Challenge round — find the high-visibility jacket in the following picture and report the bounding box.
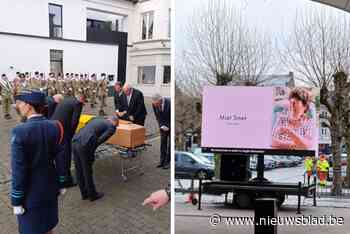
[304,158,313,171]
[317,159,329,172]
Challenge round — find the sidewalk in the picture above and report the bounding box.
[175,201,350,234]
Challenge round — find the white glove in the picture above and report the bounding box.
[13,206,25,215]
[160,126,169,131]
[60,188,67,196]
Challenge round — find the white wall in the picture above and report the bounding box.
[0,34,118,76]
[129,54,170,97]
[0,0,50,36]
[0,0,133,41]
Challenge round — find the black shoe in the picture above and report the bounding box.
[4,114,11,119]
[82,195,88,200]
[162,164,170,169]
[90,104,94,108]
[89,192,104,202]
[156,164,163,168]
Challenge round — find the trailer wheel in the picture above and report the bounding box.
[191,198,198,206]
[234,192,253,209]
[196,170,208,180]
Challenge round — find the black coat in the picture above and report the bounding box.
[51,97,83,139]
[72,118,116,160]
[153,97,171,129]
[125,88,147,125]
[114,90,128,112]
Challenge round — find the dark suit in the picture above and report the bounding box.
[153,97,171,166]
[125,88,147,126]
[10,116,66,234]
[45,96,57,119]
[72,118,116,198]
[51,96,83,185]
[114,90,127,112]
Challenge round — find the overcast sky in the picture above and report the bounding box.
[174,0,347,74]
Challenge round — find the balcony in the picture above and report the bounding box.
[86,27,127,46]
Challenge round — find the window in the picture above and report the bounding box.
[138,66,156,84]
[50,50,63,75]
[182,155,195,164]
[321,128,328,136]
[49,4,62,38]
[141,11,154,40]
[87,19,113,31]
[163,66,171,84]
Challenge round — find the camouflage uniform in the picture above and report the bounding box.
[97,76,108,115]
[0,74,12,119]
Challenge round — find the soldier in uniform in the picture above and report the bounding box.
[65,73,74,97]
[47,73,55,97]
[83,74,91,102]
[90,74,98,108]
[10,89,67,234]
[0,74,13,119]
[97,73,108,116]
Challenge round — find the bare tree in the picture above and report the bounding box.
[184,0,273,86]
[280,9,350,195]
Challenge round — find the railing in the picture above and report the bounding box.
[86,27,127,45]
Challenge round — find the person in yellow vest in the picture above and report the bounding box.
[317,154,329,187]
[304,156,314,185]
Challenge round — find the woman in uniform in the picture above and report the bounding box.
[10,89,67,234]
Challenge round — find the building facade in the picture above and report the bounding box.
[0,0,170,97]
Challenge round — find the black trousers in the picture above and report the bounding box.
[160,130,170,166]
[57,136,73,186]
[72,141,97,198]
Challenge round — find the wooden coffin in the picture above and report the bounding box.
[107,123,146,148]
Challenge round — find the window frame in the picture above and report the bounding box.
[137,66,156,85]
[49,3,63,38]
[163,65,171,84]
[50,49,63,75]
[141,11,154,40]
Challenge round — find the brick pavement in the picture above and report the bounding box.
[0,97,169,233]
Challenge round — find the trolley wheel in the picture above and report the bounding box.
[191,198,198,206]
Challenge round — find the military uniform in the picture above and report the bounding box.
[90,76,98,108]
[0,74,13,119]
[11,90,67,234]
[97,76,108,116]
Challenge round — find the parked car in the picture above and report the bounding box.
[192,147,215,164]
[175,151,214,179]
[249,156,276,170]
[272,156,295,167]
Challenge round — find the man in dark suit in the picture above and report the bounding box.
[51,95,84,187]
[72,116,118,201]
[114,81,127,114]
[152,94,171,169]
[44,94,64,119]
[122,84,147,126]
